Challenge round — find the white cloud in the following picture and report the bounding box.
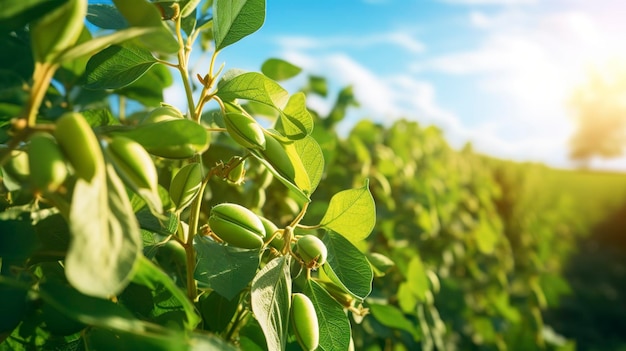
[441,0,537,4]
[275,31,425,54]
[281,51,399,117]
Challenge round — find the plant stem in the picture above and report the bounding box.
[0,62,58,166]
[174,8,196,119]
[118,95,126,123]
[27,62,58,127]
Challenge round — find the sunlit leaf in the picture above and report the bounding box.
[250,256,291,351]
[403,254,429,304]
[319,179,376,242]
[276,92,313,140]
[290,135,324,193]
[213,0,265,51]
[65,164,141,298]
[474,211,499,254]
[217,71,289,109]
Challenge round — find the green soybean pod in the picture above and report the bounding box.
[295,235,328,269]
[119,119,209,159]
[169,163,203,213]
[259,133,295,181]
[290,293,319,351]
[28,133,68,193]
[142,105,184,124]
[223,112,266,150]
[209,203,265,249]
[105,136,158,192]
[30,0,87,63]
[54,112,103,182]
[3,151,30,183]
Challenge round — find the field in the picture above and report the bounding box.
[2,1,626,350]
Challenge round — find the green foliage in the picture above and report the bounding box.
[0,1,377,349]
[1,1,624,350]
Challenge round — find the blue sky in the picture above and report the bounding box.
[166,0,626,170]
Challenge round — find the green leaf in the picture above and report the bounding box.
[181,0,202,18]
[58,27,162,63]
[292,135,324,193]
[217,71,289,109]
[198,292,241,333]
[399,254,429,307]
[397,282,417,313]
[283,140,311,195]
[132,255,201,330]
[39,281,140,331]
[112,0,178,54]
[85,328,187,351]
[56,27,92,88]
[261,58,301,81]
[367,252,395,277]
[306,75,328,97]
[29,0,86,63]
[118,63,173,107]
[251,256,291,351]
[194,236,261,300]
[65,164,142,298]
[319,179,376,242]
[277,92,313,140]
[213,0,265,51]
[84,45,157,90]
[304,279,351,351]
[369,303,420,341]
[82,108,120,127]
[321,231,373,301]
[474,211,499,254]
[86,4,129,30]
[86,327,237,351]
[0,0,65,34]
[0,218,38,264]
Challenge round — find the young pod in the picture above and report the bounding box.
[258,133,295,181]
[104,136,158,192]
[223,112,266,150]
[225,156,246,185]
[28,133,68,193]
[295,235,327,269]
[208,203,265,249]
[117,119,209,159]
[3,151,30,183]
[54,112,103,182]
[142,105,184,124]
[169,163,203,212]
[30,0,86,63]
[290,293,319,351]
